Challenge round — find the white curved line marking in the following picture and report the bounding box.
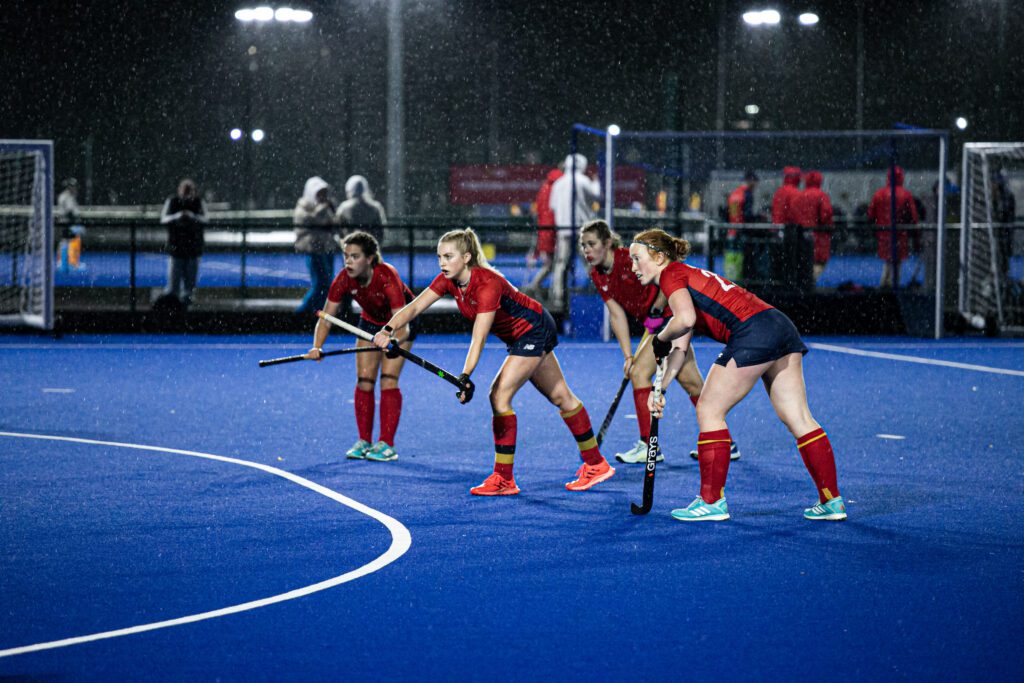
[0,431,412,659]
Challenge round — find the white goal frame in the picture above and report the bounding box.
[0,139,54,330]
[959,142,1024,333]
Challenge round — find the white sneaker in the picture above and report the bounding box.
[689,442,742,461]
[615,439,663,464]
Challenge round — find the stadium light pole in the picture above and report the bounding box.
[386,0,405,219]
[233,6,313,210]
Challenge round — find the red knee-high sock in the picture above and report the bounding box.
[378,388,402,446]
[689,395,700,408]
[354,387,374,442]
[697,429,732,503]
[560,403,604,465]
[797,427,840,503]
[493,411,517,479]
[632,387,652,441]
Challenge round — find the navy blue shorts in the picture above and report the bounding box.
[714,308,808,368]
[507,309,559,357]
[358,316,419,343]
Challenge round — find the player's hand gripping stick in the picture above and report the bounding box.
[316,310,471,397]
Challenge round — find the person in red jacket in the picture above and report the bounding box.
[868,166,919,288]
[792,170,834,284]
[727,170,760,225]
[629,228,846,523]
[524,166,564,297]
[771,166,802,226]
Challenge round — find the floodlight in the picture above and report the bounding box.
[607,124,621,136]
[745,104,760,115]
[230,128,243,140]
[956,117,968,130]
[252,6,274,21]
[798,12,819,26]
[251,129,265,142]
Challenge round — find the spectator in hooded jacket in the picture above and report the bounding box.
[771,166,802,226]
[294,176,339,314]
[868,166,918,288]
[523,164,563,297]
[160,178,208,306]
[336,175,387,242]
[548,153,601,308]
[792,170,834,284]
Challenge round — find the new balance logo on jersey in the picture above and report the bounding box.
[524,344,535,350]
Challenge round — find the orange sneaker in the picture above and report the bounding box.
[470,472,521,496]
[565,459,615,491]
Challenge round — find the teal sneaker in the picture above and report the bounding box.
[689,442,741,461]
[803,496,847,521]
[671,496,730,522]
[346,439,372,460]
[365,440,398,462]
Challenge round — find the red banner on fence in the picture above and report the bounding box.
[449,164,646,207]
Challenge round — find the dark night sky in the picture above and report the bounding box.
[2,0,1021,211]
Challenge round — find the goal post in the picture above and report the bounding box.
[0,140,54,331]
[959,142,1024,334]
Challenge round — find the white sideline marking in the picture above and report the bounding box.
[0,431,412,659]
[809,343,1024,377]
[876,434,906,440]
[42,388,75,394]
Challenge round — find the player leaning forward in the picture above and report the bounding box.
[630,228,846,522]
[372,227,616,495]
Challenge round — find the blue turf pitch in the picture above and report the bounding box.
[1,334,1022,678]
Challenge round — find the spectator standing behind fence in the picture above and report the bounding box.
[336,175,386,242]
[523,164,563,298]
[548,153,600,309]
[56,178,84,271]
[294,176,339,314]
[160,178,207,307]
[792,170,834,284]
[771,166,802,226]
[868,166,918,288]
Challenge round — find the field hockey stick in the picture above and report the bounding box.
[316,310,467,392]
[258,346,380,368]
[595,332,652,447]
[630,356,667,516]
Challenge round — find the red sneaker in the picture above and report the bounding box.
[470,472,521,496]
[565,459,615,491]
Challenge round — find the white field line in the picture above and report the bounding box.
[808,343,1024,377]
[0,431,412,659]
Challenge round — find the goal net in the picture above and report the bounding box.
[569,125,950,336]
[0,140,53,330]
[959,142,1024,334]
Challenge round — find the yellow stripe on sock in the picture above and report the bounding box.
[797,432,827,449]
[696,438,731,445]
[576,436,597,453]
[494,409,516,417]
[559,403,583,419]
[821,487,834,501]
[495,452,515,465]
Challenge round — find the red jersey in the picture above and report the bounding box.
[589,247,665,322]
[327,261,413,325]
[428,268,545,345]
[658,261,772,344]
